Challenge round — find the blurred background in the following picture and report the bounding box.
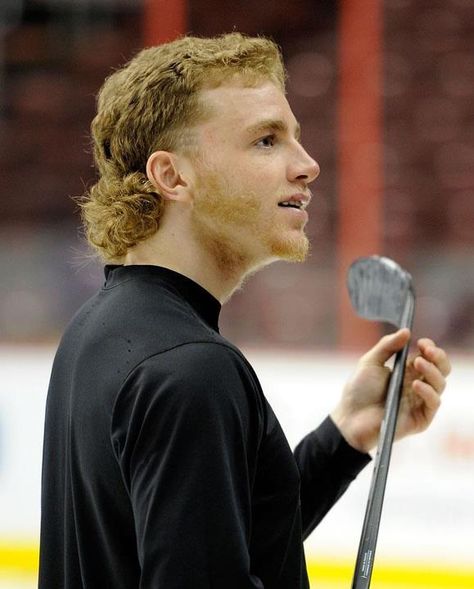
[1,0,473,349]
[0,0,473,587]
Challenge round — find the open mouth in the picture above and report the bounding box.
[278,201,304,210]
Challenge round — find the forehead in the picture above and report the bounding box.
[197,81,298,135]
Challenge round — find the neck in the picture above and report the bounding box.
[123,226,258,304]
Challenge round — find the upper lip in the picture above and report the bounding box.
[278,192,312,210]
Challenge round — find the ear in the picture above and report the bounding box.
[146,151,192,203]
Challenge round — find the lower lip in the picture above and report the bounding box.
[279,206,308,223]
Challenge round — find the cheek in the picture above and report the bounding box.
[234,160,284,199]
[193,168,259,226]
[196,150,285,214]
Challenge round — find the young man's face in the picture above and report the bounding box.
[188,79,320,272]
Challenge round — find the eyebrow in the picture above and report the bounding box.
[245,118,301,141]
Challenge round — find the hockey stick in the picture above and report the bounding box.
[347,256,415,589]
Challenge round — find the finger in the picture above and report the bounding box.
[417,337,435,349]
[360,328,411,366]
[413,356,446,395]
[417,340,452,377]
[412,378,442,414]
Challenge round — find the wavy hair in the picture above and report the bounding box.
[79,33,286,261]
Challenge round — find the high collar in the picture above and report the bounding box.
[104,265,222,332]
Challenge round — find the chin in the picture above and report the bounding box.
[269,233,310,263]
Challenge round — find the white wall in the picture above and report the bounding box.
[251,350,474,567]
[0,346,473,567]
[0,346,52,540]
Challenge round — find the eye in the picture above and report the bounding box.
[255,134,276,148]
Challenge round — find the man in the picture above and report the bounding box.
[39,33,450,588]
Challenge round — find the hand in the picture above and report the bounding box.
[330,329,451,453]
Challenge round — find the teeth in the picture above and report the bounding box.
[279,201,302,209]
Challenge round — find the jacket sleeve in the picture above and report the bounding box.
[111,342,265,589]
[294,416,371,539]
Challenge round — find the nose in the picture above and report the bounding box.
[288,144,320,185]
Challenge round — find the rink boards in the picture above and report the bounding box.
[0,346,473,587]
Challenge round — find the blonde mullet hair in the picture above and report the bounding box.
[79,32,286,261]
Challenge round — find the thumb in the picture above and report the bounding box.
[360,328,411,366]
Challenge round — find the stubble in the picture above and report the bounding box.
[191,169,310,277]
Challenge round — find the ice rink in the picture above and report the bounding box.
[1,0,473,587]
